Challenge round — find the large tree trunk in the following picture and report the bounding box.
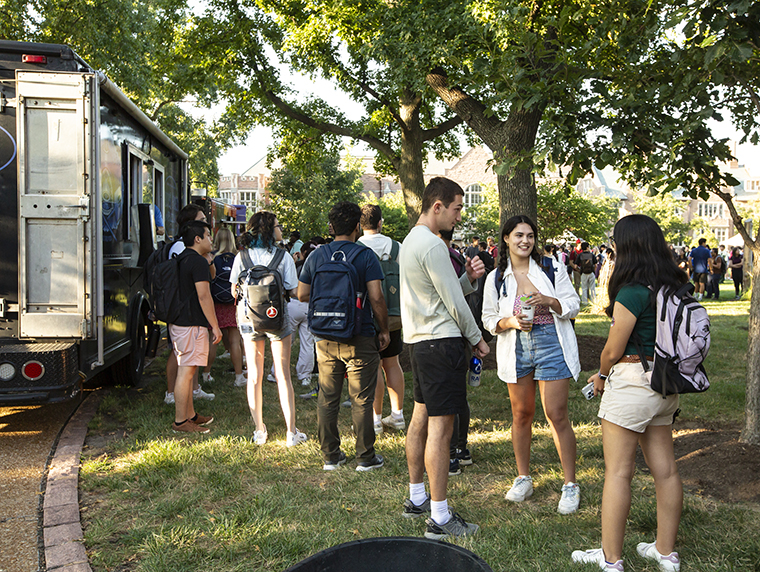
[426,68,544,227]
[397,91,426,228]
[741,242,760,444]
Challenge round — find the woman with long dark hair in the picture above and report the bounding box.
[729,246,743,300]
[572,214,686,572]
[229,211,307,447]
[482,215,581,514]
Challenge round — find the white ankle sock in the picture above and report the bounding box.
[392,410,403,420]
[409,482,427,506]
[430,499,450,525]
[373,413,382,423]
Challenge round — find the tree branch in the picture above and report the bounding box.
[737,75,760,116]
[714,188,758,247]
[422,114,463,142]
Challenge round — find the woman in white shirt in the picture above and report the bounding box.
[230,211,306,448]
[482,215,581,514]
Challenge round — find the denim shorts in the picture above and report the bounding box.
[515,322,572,381]
[237,303,292,341]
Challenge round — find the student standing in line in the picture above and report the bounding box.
[481,215,582,514]
[572,214,685,572]
[230,211,307,447]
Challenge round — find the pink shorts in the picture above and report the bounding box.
[168,325,209,367]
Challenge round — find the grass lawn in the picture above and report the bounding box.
[80,298,759,572]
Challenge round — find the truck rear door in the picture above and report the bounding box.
[16,72,93,339]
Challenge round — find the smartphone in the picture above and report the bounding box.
[581,381,595,400]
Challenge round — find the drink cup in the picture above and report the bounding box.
[519,295,534,329]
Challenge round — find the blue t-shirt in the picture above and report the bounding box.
[299,241,384,337]
[153,204,164,228]
[690,245,710,274]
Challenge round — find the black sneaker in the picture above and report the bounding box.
[402,496,431,519]
[449,457,462,476]
[457,448,473,466]
[424,510,479,540]
[356,454,384,472]
[323,451,347,471]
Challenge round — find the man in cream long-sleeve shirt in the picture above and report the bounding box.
[399,177,490,540]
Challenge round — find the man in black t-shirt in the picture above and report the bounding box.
[169,221,223,434]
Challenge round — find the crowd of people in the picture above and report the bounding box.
[153,177,739,571]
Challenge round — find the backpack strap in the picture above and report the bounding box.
[240,248,254,273]
[390,240,400,261]
[267,247,286,271]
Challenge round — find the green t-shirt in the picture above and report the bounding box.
[615,284,656,356]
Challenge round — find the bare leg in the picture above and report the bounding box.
[508,374,537,476]
[382,355,404,412]
[426,414,455,502]
[271,336,297,433]
[406,401,428,484]
[244,337,267,433]
[538,378,576,483]
[639,424,682,556]
[166,350,178,394]
[225,327,244,375]
[600,419,640,563]
[174,365,197,423]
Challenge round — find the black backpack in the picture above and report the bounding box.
[308,243,367,341]
[578,251,595,274]
[238,248,287,332]
[211,252,236,305]
[143,239,188,323]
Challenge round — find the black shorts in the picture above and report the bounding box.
[693,272,708,284]
[380,328,403,358]
[410,337,468,416]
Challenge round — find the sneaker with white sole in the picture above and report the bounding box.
[201,372,214,383]
[505,475,533,502]
[323,451,347,471]
[402,496,431,518]
[381,414,405,431]
[456,448,473,466]
[299,387,318,399]
[193,386,215,401]
[558,482,580,514]
[299,376,312,386]
[341,399,351,408]
[253,429,268,445]
[286,429,308,447]
[636,542,680,572]
[449,457,462,476]
[235,373,247,387]
[374,421,383,435]
[267,373,277,383]
[424,510,479,540]
[164,391,175,405]
[571,548,624,571]
[356,454,384,472]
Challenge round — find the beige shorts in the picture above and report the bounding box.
[168,325,209,367]
[598,361,679,433]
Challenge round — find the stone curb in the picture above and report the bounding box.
[42,393,102,572]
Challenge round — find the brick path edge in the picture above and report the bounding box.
[41,392,103,572]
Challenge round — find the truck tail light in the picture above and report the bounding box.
[22,361,44,381]
[22,55,47,64]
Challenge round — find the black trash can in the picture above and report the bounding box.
[284,536,493,572]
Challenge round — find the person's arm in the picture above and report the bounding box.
[587,302,637,396]
[297,281,311,302]
[366,279,390,350]
[196,281,222,344]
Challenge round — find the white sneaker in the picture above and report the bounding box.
[164,391,174,405]
[267,373,277,383]
[636,542,680,572]
[299,376,312,386]
[571,548,624,571]
[253,429,268,445]
[202,372,214,383]
[381,414,405,431]
[235,373,247,387]
[558,482,580,514]
[219,351,231,359]
[505,475,533,502]
[286,429,308,447]
[374,420,383,435]
[193,386,215,401]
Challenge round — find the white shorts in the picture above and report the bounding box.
[598,362,679,433]
[168,325,209,367]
